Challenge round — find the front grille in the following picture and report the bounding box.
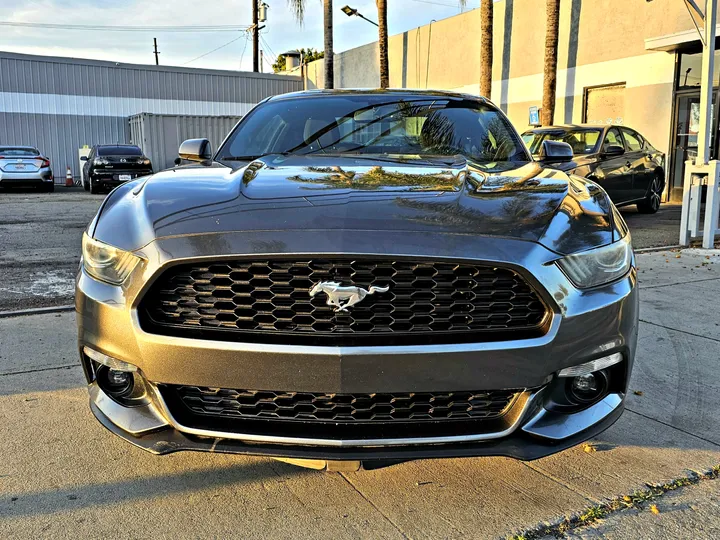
[174,386,517,423]
[139,258,548,345]
[160,385,524,440]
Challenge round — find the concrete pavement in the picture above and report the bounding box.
[1,250,719,539]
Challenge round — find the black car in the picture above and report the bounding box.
[77,90,638,470]
[522,125,665,213]
[81,145,153,194]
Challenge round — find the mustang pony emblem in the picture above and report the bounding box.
[309,281,389,312]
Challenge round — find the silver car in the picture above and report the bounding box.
[0,146,54,192]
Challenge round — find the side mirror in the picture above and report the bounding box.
[174,157,182,166]
[178,138,212,163]
[537,140,574,164]
[80,156,88,161]
[603,145,625,157]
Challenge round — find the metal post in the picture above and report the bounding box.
[252,1,259,72]
[696,0,716,165]
[701,0,720,247]
[680,0,720,247]
[260,49,264,73]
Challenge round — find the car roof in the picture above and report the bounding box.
[523,124,642,134]
[0,145,39,150]
[95,144,140,148]
[267,88,489,104]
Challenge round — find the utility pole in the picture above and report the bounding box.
[153,38,160,65]
[252,1,259,72]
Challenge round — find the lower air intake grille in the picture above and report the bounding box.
[172,386,518,423]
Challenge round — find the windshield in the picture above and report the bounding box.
[522,129,602,156]
[219,95,530,165]
[98,146,143,156]
[0,147,39,157]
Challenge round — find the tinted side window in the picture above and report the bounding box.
[603,128,622,150]
[621,129,642,151]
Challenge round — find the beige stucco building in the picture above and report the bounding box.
[301,0,720,201]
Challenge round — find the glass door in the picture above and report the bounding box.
[671,94,700,198]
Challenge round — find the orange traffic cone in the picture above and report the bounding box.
[65,167,73,187]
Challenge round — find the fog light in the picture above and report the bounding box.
[108,369,131,387]
[568,370,608,404]
[97,366,134,397]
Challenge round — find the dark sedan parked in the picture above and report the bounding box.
[81,145,153,194]
[522,125,665,213]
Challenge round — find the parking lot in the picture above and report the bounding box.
[1,188,718,538]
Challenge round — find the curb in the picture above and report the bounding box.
[635,245,682,253]
[0,305,75,319]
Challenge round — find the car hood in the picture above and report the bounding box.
[93,154,615,256]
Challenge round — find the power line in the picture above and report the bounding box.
[182,33,246,66]
[259,35,277,62]
[0,21,249,32]
[239,33,251,70]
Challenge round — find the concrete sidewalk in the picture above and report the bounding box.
[0,249,718,539]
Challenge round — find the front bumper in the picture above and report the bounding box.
[89,382,625,462]
[76,231,638,461]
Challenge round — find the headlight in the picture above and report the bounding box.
[141,158,151,166]
[94,158,109,165]
[82,233,141,284]
[556,235,633,289]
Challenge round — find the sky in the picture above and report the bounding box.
[0,0,477,72]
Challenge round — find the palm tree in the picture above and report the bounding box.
[479,0,492,99]
[542,0,560,126]
[287,0,334,89]
[376,0,389,88]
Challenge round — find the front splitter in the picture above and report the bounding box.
[89,398,624,464]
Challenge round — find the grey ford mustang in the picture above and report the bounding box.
[76,90,638,470]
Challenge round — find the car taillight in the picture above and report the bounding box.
[40,158,50,168]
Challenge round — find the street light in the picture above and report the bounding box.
[341,5,379,27]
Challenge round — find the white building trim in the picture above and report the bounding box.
[0,92,255,117]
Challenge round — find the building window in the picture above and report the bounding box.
[677,50,720,89]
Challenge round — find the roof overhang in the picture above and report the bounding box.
[645,25,720,52]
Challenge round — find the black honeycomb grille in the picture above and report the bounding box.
[139,258,548,345]
[172,386,518,423]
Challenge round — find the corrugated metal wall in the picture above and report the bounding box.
[0,112,128,179]
[0,51,302,180]
[129,114,242,171]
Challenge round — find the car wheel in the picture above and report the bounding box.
[637,173,663,214]
[89,176,100,194]
[45,183,55,193]
[83,175,89,191]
